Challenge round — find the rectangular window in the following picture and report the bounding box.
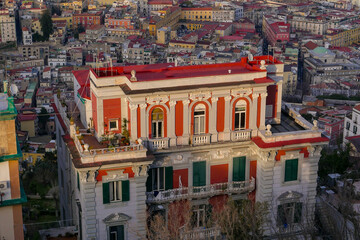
[233,157,246,181]
[146,167,173,192]
[194,110,205,134]
[284,159,298,182]
[277,202,302,226]
[354,126,357,134]
[109,225,125,240]
[193,161,206,187]
[234,106,246,130]
[191,204,212,228]
[103,180,130,204]
[109,120,118,130]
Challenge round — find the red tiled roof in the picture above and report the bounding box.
[304,41,318,50]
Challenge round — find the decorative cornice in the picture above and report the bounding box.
[189,91,211,101]
[146,95,169,105]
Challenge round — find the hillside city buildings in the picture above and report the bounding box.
[3,0,360,238]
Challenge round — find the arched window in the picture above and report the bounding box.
[194,104,206,135]
[234,101,246,130]
[151,108,163,138]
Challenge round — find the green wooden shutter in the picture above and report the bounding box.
[294,202,302,223]
[285,159,298,182]
[193,161,206,187]
[118,225,125,240]
[102,182,110,204]
[233,157,246,181]
[77,172,80,191]
[121,180,130,202]
[146,169,152,192]
[165,166,173,190]
[292,159,298,181]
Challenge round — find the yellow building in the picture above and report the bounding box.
[325,26,360,47]
[22,152,45,166]
[148,6,181,36]
[31,18,42,35]
[169,40,196,49]
[52,15,73,29]
[0,93,26,240]
[181,8,213,22]
[180,21,204,31]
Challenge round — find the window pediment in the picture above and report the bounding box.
[103,213,131,224]
[278,191,303,203]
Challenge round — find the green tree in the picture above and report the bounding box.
[38,107,50,128]
[40,9,53,40]
[32,32,45,42]
[318,144,351,178]
[33,152,57,187]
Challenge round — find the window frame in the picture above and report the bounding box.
[109,180,122,202]
[284,159,298,182]
[109,119,118,131]
[151,108,164,139]
[277,202,302,227]
[193,104,206,135]
[234,102,246,130]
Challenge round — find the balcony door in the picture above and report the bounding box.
[193,104,205,135]
[151,108,164,138]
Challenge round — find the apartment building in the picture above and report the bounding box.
[288,15,327,35]
[73,11,103,29]
[344,104,360,143]
[325,23,360,47]
[262,15,290,46]
[18,43,50,59]
[0,12,16,43]
[0,91,26,240]
[181,8,213,22]
[55,56,327,239]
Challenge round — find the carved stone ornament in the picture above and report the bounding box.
[146,95,169,105]
[212,149,230,160]
[103,213,131,224]
[307,146,315,157]
[102,169,128,182]
[189,91,211,101]
[231,88,252,97]
[129,103,138,110]
[130,70,137,81]
[132,165,140,177]
[173,154,188,164]
[314,146,322,157]
[80,171,96,183]
[139,165,148,176]
[267,150,277,162]
[265,124,272,136]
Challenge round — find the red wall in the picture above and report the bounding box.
[91,92,98,132]
[175,101,183,136]
[103,98,121,133]
[217,97,225,132]
[266,85,277,118]
[210,164,228,184]
[173,169,188,188]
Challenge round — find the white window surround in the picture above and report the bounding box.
[109,119,119,131]
[193,104,206,135]
[102,170,128,183]
[104,213,131,240]
[279,150,304,186]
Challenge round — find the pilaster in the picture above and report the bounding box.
[250,93,259,134]
[168,100,176,146]
[223,95,232,141]
[276,80,283,123]
[129,103,138,141]
[182,99,190,145]
[139,103,147,138]
[259,93,267,130]
[80,171,97,239]
[209,97,218,142]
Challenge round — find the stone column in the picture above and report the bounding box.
[139,103,147,139]
[223,95,232,141]
[168,100,177,146]
[259,93,267,130]
[276,80,283,123]
[182,99,190,145]
[209,97,218,142]
[250,93,259,133]
[80,171,97,239]
[129,103,138,141]
[133,165,148,240]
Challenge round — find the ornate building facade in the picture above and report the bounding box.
[55,55,328,239]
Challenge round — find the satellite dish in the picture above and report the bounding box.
[10,84,18,95]
[248,53,254,61]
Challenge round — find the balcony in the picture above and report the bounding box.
[231,130,251,141]
[192,133,211,145]
[146,177,255,204]
[180,227,221,240]
[147,138,169,150]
